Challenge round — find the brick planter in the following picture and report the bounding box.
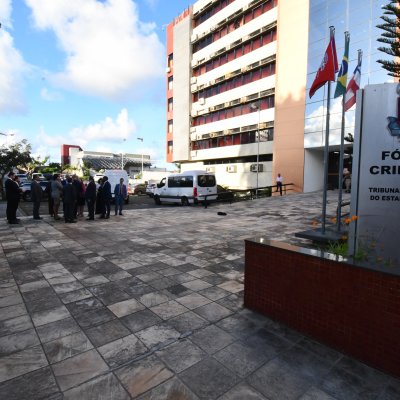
[244,238,400,378]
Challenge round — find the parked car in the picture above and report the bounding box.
[217,185,234,201]
[15,174,29,185]
[146,183,157,198]
[31,172,46,181]
[20,181,49,201]
[131,183,146,195]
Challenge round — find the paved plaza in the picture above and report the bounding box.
[0,192,399,399]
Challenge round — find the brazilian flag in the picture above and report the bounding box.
[334,33,350,98]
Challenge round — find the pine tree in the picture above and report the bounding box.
[377,0,400,77]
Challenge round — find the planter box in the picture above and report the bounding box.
[244,238,400,378]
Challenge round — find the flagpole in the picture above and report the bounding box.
[321,26,336,235]
[337,31,350,232]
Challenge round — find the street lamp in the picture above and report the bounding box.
[250,102,261,198]
[137,138,143,178]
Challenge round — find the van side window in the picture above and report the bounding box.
[168,176,194,188]
[198,175,216,187]
[168,177,180,188]
[180,176,193,187]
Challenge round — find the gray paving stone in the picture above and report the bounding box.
[193,302,232,323]
[0,314,33,337]
[218,383,266,400]
[36,317,81,343]
[139,291,171,307]
[214,340,268,378]
[31,305,70,327]
[74,307,116,329]
[298,386,337,400]
[108,297,145,317]
[198,286,230,301]
[0,303,27,322]
[0,293,23,308]
[247,358,311,400]
[136,376,199,400]
[216,314,259,340]
[0,345,48,383]
[379,378,400,400]
[136,324,181,349]
[98,333,147,367]
[115,354,174,398]
[179,357,239,400]
[157,338,206,373]
[150,300,188,320]
[85,319,131,347]
[43,331,93,363]
[59,288,93,304]
[182,279,212,291]
[175,292,212,310]
[0,328,40,356]
[0,366,60,400]
[88,283,131,305]
[166,311,209,335]
[63,373,130,400]
[51,349,109,391]
[190,325,235,355]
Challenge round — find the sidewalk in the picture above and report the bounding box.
[0,191,398,399]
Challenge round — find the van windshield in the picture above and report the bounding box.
[198,175,216,187]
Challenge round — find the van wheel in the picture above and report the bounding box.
[181,196,189,206]
[154,195,161,205]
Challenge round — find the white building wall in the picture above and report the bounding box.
[172,17,192,162]
[303,149,324,192]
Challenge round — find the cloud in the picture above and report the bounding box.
[34,108,137,158]
[25,0,165,101]
[0,4,29,114]
[40,88,63,102]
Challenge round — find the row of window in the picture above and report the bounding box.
[193,1,277,53]
[192,95,274,126]
[193,28,277,77]
[193,62,275,102]
[193,0,236,27]
[192,129,273,150]
[203,154,273,164]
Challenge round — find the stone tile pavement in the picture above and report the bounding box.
[0,191,399,399]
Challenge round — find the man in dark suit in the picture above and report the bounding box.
[63,177,77,223]
[101,176,112,219]
[85,176,96,221]
[114,178,127,216]
[31,174,43,220]
[72,174,82,219]
[5,172,20,224]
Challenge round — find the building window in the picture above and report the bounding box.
[193,28,277,77]
[167,140,173,154]
[168,120,173,133]
[168,77,173,90]
[167,54,173,69]
[168,98,173,112]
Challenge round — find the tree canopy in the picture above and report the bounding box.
[0,139,32,178]
[377,1,400,77]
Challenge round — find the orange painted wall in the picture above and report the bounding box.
[273,1,309,192]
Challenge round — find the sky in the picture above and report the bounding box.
[0,0,191,167]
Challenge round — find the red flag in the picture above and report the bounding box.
[309,34,338,98]
[344,52,362,111]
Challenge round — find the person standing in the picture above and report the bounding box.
[72,175,83,218]
[63,177,77,223]
[85,176,96,221]
[31,174,43,220]
[276,173,283,196]
[51,174,63,220]
[46,177,54,217]
[114,178,127,216]
[101,176,112,219]
[95,178,104,215]
[343,168,351,193]
[5,172,20,224]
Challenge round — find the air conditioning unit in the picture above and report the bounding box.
[250,164,263,172]
[191,59,198,67]
[190,77,197,84]
[197,134,203,140]
[241,66,250,73]
[190,127,197,133]
[209,79,215,85]
[206,167,215,173]
[191,34,198,42]
[166,67,171,73]
[191,110,198,117]
[226,165,237,173]
[210,132,217,138]
[198,98,205,105]
[209,106,216,112]
[224,129,233,135]
[241,96,248,103]
[190,132,198,141]
[191,150,197,157]
[191,84,198,92]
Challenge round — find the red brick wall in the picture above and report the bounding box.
[244,240,400,378]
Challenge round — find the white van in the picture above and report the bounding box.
[92,169,130,203]
[153,170,217,206]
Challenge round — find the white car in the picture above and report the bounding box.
[146,183,157,197]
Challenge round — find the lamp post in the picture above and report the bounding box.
[137,138,143,178]
[250,102,261,198]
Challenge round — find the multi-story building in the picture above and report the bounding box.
[166,0,386,191]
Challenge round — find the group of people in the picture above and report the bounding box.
[5,172,128,224]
